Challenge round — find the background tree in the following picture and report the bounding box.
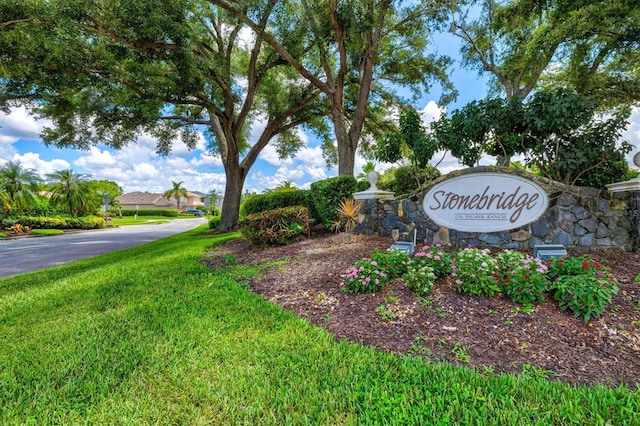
[374,106,441,193]
[450,0,639,100]
[0,1,326,231]
[163,181,189,213]
[212,0,454,175]
[448,0,639,163]
[46,169,92,217]
[431,89,633,187]
[356,161,376,183]
[0,160,41,215]
[205,188,220,213]
[86,179,124,213]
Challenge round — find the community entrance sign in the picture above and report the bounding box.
[423,172,549,232]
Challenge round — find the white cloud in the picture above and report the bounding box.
[420,100,445,125]
[259,144,295,167]
[0,106,51,142]
[622,107,640,168]
[13,152,70,177]
[74,147,119,169]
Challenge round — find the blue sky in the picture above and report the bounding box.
[0,32,638,197]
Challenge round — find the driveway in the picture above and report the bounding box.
[0,218,207,278]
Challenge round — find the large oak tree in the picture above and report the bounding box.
[0,0,326,230]
[211,0,454,175]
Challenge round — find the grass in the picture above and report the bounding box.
[31,229,65,236]
[107,214,207,226]
[106,215,176,226]
[1,226,638,424]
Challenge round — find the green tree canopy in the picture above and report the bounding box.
[432,89,633,187]
[449,0,640,108]
[86,179,124,213]
[0,0,327,231]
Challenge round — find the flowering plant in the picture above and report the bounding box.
[408,244,452,278]
[404,265,436,296]
[451,247,500,297]
[501,254,549,305]
[494,250,525,281]
[371,248,409,279]
[548,256,618,322]
[546,256,603,278]
[343,258,389,293]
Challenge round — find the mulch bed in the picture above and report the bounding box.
[203,231,640,388]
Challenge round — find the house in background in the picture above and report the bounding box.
[116,192,173,211]
[116,191,206,213]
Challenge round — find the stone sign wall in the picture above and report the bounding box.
[355,166,636,252]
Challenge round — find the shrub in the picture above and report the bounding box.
[495,250,526,281]
[548,256,619,322]
[120,209,178,217]
[501,255,549,306]
[77,216,106,229]
[343,258,389,293]
[409,245,452,278]
[309,176,359,228]
[371,249,409,279]
[241,190,310,216]
[403,265,436,297]
[8,223,30,234]
[239,206,309,247]
[208,216,221,230]
[384,164,440,196]
[451,247,500,297]
[332,198,361,233]
[12,215,105,230]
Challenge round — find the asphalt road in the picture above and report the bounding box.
[0,218,207,278]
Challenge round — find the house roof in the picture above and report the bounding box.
[116,191,174,207]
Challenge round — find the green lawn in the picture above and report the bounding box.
[0,226,637,424]
[106,215,175,226]
[107,214,207,226]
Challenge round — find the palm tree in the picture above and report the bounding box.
[163,181,189,213]
[0,160,42,214]
[46,169,92,217]
[356,161,377,182]
[206,189,220,211]
[0,191,10,215]
[273,181,297,192]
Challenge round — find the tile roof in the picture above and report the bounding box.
[115,191,174,207]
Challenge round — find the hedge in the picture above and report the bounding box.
[308,175,359,228]
[2,215,106,230]
[241,190,311,217]
[119,209,178,217]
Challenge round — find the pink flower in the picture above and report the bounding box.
[371,261,378,266]
[455,279,462,285]
[426,253,433,259]
[434,255,441,261]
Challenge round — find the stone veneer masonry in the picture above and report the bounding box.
[355,166,638,252]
